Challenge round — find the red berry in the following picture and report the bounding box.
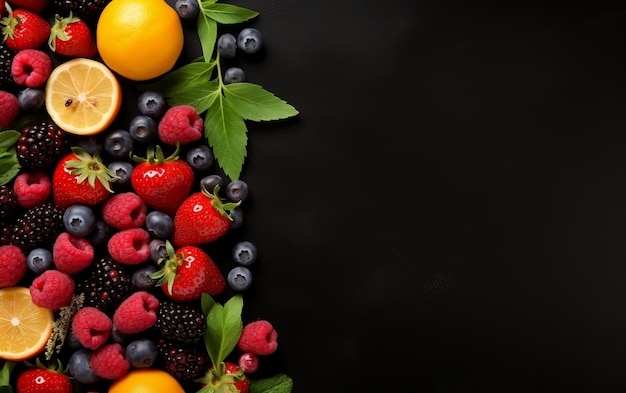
[90,343,130,380]
[16,366,72,393]
[13,170,51,208]
[237,320,278,355]
[158,105,203,145]
[53,231,94,275]
[29,269,74,310]
[238,352,260,373]
[107,228,151,265]
[0,245,26,288]
[112,291,159,334]
[0,90,19,127]
[11,49,52,87]
[101,192,147,229]
[71,306,112,350]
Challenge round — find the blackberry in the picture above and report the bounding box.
[157,338,209,381]
[53,0,111,21]
[155,300,205,344]
[0,185,19,220]
[10,203,64,252]
[16,122,69,171]
[0,43,16,88]
[77,255,133,314]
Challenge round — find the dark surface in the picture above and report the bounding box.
[228,1,626,392]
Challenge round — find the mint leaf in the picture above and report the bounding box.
[0,130,20,151]
[250,374,294,393]
[197,7,218,62]
[224,82,299,121]
[168,79,221,114]
[141,61,214,98]
[202,3,259,25]
[0,148,20,186]
[203,294,244,368]
[205,95,247,180]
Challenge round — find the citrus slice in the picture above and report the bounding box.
[108,368,186,393]
[0,286,54,361]
[45,58,122,135]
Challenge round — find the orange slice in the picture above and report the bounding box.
[0,286,54,361]
[45,58,122,135]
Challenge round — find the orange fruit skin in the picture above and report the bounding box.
[96,0,184,81]
[108,368,186,393]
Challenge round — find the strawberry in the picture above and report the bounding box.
[198,362,249,393]
[48,13,97,58]
[150,241,225,301]
[52,146,118,209]
[16,359,72,393]
[130,144,194,217]
[0,0,4,18]
[0,4,51,51]
[7,0,48,14]
[172,185,240,247]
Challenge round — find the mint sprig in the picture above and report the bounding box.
[142,0,299,180]
[0,130,21,186]
[249,374,293,393]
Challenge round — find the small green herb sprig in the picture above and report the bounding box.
[144,0,299,181]
[0,130,21,186]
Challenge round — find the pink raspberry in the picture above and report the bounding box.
[0,90,19,127]
[238,352,260,373]
[89,343,130,379]
[13,171,51,208]
[157,105,203,145]
[29,269,74,310]
[101,192,147,230]
[112,291,159,334]
[0,245,26,288]
[11,49,52,87]
[237,320,278,355]
[71,307,112,350]
[53,232,95,275]
[107,228,151,265]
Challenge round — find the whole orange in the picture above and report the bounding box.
[96,0,184,81]
[108,368,185,393]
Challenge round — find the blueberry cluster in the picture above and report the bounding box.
[217,28,264,84]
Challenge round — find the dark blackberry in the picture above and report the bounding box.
[53,0,111,21]
[16,122,69,171]
[0,185,19,219]
[0,43,16,89]
[77,255,133,314]
[155,300,205,344]
[157,338,210,381]
[10,203,64,252]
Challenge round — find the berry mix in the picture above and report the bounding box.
[0,0,295,392]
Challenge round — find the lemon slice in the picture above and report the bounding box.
[45,58,122,135]
[0,286,54,361]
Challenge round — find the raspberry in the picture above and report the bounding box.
[237,320,278,355]
[101,192,147,230]
[112,291,159,334]
[89,343,130,380]
[29,269,74,310]
[11,49,52,87]
[0,245,26,288]
[71,307,112,350]
[107,228,151,265]
[238,352,260,373]
[0,90,18,127]
[53,232,95,275]
[13,171,51,208]
[157,105,203,145]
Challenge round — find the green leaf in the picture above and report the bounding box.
[224,83,299,121]
[205,95,248,180]
[203,294,244,368]
[141,61,215,99]
[201,292,217,316]
[0,150,20,186]
[168,79,221,114]
[202,3,259,25]
[250,374,294,393]
[197,10,218,62]
[0,360,16,393]
[0,130,20,151]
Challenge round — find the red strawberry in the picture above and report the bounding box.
[0,0,4,18]
[172,185,240,247]
[48,13,97,58]
[130,144,194,217]
[16,359,72,393]
[7,0,48,14]
[52,147,118,209]
[198,362,249,393]
[150,241,225,301]
[0,4,51,51]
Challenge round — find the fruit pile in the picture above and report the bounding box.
[0,0,296,392]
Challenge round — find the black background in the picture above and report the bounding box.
[224,1,626,392]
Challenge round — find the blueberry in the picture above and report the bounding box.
[88,220,111,246]
[132,263,159,291]
[200,174,223,194]
[104,129,134,159]
[227,266,253,291]
[149,238,168,262]
[129,115,158,143]
[237,27,263,54]
[66,329,82,349]
[224,67,245,84]
[174,0,200,20]
[217,33,237,58]
[225,179,249,202]
[186,145,214,170]
[26,248,53,274]
[63,204,97,237]
[111,323,127,344]
[108,161,134,187]
[17,87,44,112]
[125,338,158,368]
[232,241,257,266]
[145,211,174,238]
[229,207,244,230]
[75,134,104,155]
[137,90,168,118]
[69,349,100,384]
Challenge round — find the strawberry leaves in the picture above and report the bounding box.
[142,0,298,180]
